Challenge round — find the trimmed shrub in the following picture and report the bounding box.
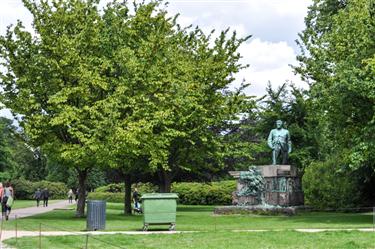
[33,181,69,199]
[87,192,124,202]
[171,181,236,205]
[11,179,68,200]
[95,182,158,194]
[91,181,236,205]
[95,183,124,193]
[303,156,360,209]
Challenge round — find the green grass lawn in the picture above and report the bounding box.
[11,199,62,210]
[2,203,375,249]
[1,203,374,232]
[4,231,375,249]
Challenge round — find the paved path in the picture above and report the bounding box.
[0,200,71,249]
[6,200,71,220]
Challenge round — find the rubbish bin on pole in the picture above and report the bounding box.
[141,193,178,231]
[86,200,106,231]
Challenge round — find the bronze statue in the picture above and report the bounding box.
[267,120,291,165]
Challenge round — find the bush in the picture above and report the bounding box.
[95,183,124,193]
[303,156,360,209]
[95,182,158,194]
[171,181,236,205]
[91,181,236,205]
[87,192,124,202]
[11,179,68,200]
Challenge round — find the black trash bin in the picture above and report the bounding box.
[86,200,106,231]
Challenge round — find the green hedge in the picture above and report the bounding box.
[90,181,236,205]
[88,192,124,202]
[95,182,158,194]
[171,181,236,205]
[303,156,360,209]
[11,179,68,200]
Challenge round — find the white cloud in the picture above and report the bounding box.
[240,39,295,71]
[232,38,307,96]
[245,0,311,17]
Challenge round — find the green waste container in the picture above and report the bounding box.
[141,193,178,231]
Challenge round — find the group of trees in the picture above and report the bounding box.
[295,0,375,207]
[0,0,253,216]
[219,0,375,207]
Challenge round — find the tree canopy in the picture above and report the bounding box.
[0,0,253,214]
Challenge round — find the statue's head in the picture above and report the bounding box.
[276,120,283,129]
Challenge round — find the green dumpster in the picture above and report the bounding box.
[141,193,178,231]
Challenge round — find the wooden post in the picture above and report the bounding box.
[0,216,4,243]
[15,215,18,245]
[39,223,42,249]
[85,234,89,249]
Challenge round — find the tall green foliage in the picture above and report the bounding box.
[92,1,254,193]
[237,83,318,170]
[296,0,375,206]
[0,0,253,215]
[296,0,375,170]
[0,117,47,181]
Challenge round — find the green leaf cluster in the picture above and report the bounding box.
[0,0,253,189]
[296,0,375,170]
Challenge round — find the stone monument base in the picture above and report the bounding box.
[229,165,304,207]
[214,205,298,216]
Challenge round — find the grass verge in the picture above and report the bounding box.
[4,230,375,249]
[1,203,373,232]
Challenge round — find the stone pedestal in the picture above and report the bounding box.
[229,165,304,207]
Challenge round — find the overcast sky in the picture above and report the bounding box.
[0,0,312,118]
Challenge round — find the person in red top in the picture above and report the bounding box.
[0,182,4,203]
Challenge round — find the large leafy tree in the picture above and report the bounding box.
[95,1,253,210]
[296,0,375,170]
[0,0,254,216]
[0,0,112,217]
[296,0,375,203]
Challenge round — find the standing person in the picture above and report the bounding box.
[132,188,141,213]
[34,188,42,207]
[0,183,4,204]
[68,189,73,203]
[2,182,14,220]
[75,188,79,203]
[42,188,49,207]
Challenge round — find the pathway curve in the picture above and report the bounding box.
[0,200,71,249]
[6,200,71,220]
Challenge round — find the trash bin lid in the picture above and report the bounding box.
[141,193,178,200]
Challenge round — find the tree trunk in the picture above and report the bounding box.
[158,168,172,193]
[124,173,132,215]
[75,168,88,218]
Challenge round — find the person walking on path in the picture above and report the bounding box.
[34,188,42,207]
[2,182,14,220]
[41,188,49,207]
[68,189,73,203]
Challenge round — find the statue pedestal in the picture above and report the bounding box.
[229,165,304,207]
